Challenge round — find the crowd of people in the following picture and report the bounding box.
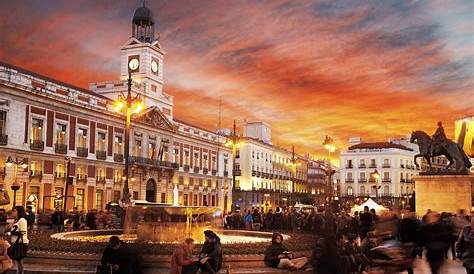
[224,207,321,233]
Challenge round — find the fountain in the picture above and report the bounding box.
[52,201,281,244]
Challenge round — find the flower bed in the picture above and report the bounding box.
[28,232,317,255]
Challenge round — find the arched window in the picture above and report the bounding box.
[146,179,156,202]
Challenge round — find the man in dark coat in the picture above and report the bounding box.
[199,230,222,274]
[100,236,132,274]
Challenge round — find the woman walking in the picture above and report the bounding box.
[8,206,28,274]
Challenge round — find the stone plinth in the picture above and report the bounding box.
[414,175,474,217]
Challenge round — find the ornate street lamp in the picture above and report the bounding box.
[370,169,381,201]
[5,156,28,207]
[286,146,301,207]
[322,135,335,209]
[114,73,144,204]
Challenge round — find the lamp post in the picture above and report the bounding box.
[287,146,301,207]
[62,157,72,217]
[370,169,380,201]
[114,72,144,204]
[224,120,243,210]
[322,135,335,209]
[5,156,28,208]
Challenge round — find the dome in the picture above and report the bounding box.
[133,6,154,25]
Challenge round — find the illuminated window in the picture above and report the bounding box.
[77,128,88,148]
[184,150,190,165]
[174,148,179,164]
[193,194,198,206]
[163,145,169,161]
[347,187,353,196]
[76,166,86,180]
[114,170,122,183]
[148,142,156,159]
[194,152,199,167]
[184,194,188,206]
[97,132,106,152]
[76,189,85,210]
[114,135,123,154]
[0,111,6,135]
[96,190,103,209]
[55,123,67,145]
[134,139,142,157]
[31,118,43,142]
[55,163,65,178]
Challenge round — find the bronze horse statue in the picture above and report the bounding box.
[410,130,472,173]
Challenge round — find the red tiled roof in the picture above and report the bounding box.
[348,142,413,151]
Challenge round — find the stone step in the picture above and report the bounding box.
[4,265,310,274]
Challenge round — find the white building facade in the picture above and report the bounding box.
[232,122,309,211]
[339,137,419,207]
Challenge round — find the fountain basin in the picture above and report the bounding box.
[51,229,288,244]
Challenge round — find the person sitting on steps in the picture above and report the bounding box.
[264,232,308,270]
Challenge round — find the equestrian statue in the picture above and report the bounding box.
[410,121,472,174]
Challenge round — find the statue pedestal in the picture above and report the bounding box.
[414,175,474,217]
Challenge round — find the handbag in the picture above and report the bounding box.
[7,232,27,260]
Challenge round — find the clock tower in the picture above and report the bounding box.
[91,3,174,119]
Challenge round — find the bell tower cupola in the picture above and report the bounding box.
[132,3,156,43]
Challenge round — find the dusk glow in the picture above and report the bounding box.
[1,0,472,159]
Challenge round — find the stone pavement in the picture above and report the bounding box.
[412,257,464,274]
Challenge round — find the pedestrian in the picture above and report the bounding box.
[310,213,341,274]
[264,232,308,270]
[244,210,253,231]
[198,230,222,274]
[399,212,421,274]
[359,206,373,240]
[99,236,130,274]
[456,215,474,274]
[0,235,12,273]
[25,206,35,233]
[264,209,274,231]
[8,206,28,274]
[252,209,262,231]
[51,210,63,232]
[171,238,197,274]
[421,211,451,274]
[86,210,97,230]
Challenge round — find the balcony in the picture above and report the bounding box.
[0,134,7,145]
[359,178,366,183]
[345,164,353,169]
[55,143,68,154]
[54,172,65,179]
[400,164,405,168]
[113,178,122,184]
[252,170,257,176]
[76,174,87,183]
[77,147,88,157]
[113,153,123,162]
[224,171,229,177]
[96,150,106,160]
[193,166,200,173]
[382,178,391,183]
[382,164,391,168]
[30,140,44,151]
[29,170,42,179]
[359,164,366,168]
[233,169,241,176]
[400,179,406,183]
[96,176,106,184]
[368,178,376,183]
[345,179,354,183]
[128,157,179,170]
[406,179,412,183]
[211,169,217,176]
[183,165,190,172]
[203,168,209,174]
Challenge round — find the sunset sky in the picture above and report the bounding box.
[0,0,472,161]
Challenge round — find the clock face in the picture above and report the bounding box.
[128,58,139,71]
[151,60,158,73]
